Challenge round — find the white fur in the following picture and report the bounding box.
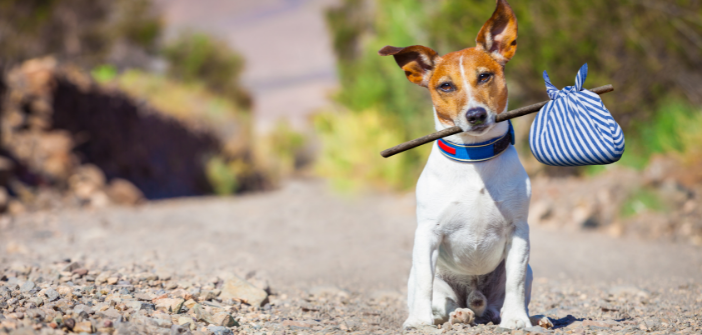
[403,101,533,329]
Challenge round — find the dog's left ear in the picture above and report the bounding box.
[476,0,518,65]
[379,45,439,87]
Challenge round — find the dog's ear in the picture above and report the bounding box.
[476,0,518,65]
[378,45,439,87]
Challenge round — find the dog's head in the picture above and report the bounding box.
[379,0,517,135]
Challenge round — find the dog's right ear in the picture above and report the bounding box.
[379,45,439,87]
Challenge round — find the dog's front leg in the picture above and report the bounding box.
[499,222,532,329]
[403,224,441,329]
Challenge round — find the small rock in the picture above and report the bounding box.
[30,296,43,307]
[95,273,110,284]
[183,299,198,309]
[170,324,191,335]
[73,304,93,315]
[155,298,185,314]
[178,316,195,326]
[25,308,45,320]
[125,300,155,311]
[62,262,81,273]
[71,268,89,276]
[219,275,268,307]
[134,292,154,301]
[56,286,72,296]
[106,178,144,205]
[99,308,122,319]
[212,312,238,327]
[63,318,75,330]
[193,304,214,325]
[206,325,233,335]
[73,321,94,333]
[20,281,35,293]
[107,277,119,285]
[134,315,173,328]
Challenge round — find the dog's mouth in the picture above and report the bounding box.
[469,124,489,132]
[461,116,495,135]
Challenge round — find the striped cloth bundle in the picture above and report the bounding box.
[529,64,625,166]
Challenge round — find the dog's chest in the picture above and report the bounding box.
[416,146,530,275]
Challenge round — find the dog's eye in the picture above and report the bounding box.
[438,82,455,92]
[478,73,493,83]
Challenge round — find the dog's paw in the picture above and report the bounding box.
[499,315,532,329]
[449,308,475,325]
[529,315,554,329]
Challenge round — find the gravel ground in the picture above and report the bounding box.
[2,179,701,334]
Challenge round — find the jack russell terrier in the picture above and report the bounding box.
[379,0,533,330]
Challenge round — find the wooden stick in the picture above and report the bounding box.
[380,84,614,158]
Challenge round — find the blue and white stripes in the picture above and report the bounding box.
[529,64,625,166]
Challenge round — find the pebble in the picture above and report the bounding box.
[63,317,75,330]
[207,325,233,335]
[19,281,35,293]
[212,312,238,327]
[99,308,122,319]
[0,261,699,335]
[73,320,94,333]
[219,275,268,307]
[170,324,191,334]
[154,298,184,314]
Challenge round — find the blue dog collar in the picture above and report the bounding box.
[437,121,515,162]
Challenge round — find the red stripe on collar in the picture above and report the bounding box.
[437,139,456,155]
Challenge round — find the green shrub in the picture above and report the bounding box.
[254,121,309,182]
[105,69,250,137]
[314,108,429,192]
[91,65,118,83]
[162,32,251,109]
[206,156,240,195]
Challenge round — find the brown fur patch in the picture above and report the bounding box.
[428,48,508,126]
[476,0,518,65]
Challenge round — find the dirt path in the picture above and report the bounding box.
[2,179,701,334]
[4,179,701,288]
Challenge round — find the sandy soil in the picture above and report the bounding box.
[2,179,701,334]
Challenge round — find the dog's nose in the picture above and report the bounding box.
[466,108,487,125]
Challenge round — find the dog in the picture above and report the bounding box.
[379,0,533,330]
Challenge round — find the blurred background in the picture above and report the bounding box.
[0,0,700,245]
